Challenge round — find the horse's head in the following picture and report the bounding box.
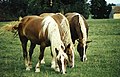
[77,41,87,62]
[77,40,92,62]
[75,13,88,62]
[64,44,74,68]
[55,45,68,74]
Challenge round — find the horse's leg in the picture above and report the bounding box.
[51,51,55,69]
[50,47,60,72]
[19,36,28,70]
[35,45,45,72]
[28,42,36,70]
[41,57,45,64]
[40,45,46,64]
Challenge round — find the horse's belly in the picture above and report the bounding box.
[26,35,50,46]
[27,36,40,44]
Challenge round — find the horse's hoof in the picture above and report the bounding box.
[28,65,32,69]
[81,57,87,62]
[41,60,45,64]
[85,57,87,61]
[51,65,55,69]
[55,67,60,72]
[62,72,66,74]
[26,67,30,71]
[35,68,40,72]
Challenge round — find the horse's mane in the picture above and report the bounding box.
[56,13,73,47]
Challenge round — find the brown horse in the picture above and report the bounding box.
[40,13,75,68]
[65,13,90,62]
[13,15,68,74]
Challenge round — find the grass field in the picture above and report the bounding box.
[0,19,120,77]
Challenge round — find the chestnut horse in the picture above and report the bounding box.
[40,13,75,68]
[14,15,68,74]
[65,13,90,62]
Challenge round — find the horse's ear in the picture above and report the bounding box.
[55,48,59,55]
[67,44,71,48]
[86,40,92,43]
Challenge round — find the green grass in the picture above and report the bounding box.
[0,19,120,77]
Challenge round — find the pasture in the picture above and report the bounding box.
[0,19,120,77]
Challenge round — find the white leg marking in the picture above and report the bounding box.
[26,67,30,71]
[35,61,40,72]
[51,58,56,69]
[41,58,45,64]
[55,66,60,72]
[71,45,75,68]
[25,61,31,71]
[61,56,65,74]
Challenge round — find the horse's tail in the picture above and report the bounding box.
[11,18,22,38]
[12,24,19,30]
[0,24,18,38]
[11,24,19,38]
[12,17,22,31]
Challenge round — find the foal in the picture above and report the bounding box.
[14,16,68,74]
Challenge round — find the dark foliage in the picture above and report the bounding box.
[90,0,115,19]
[0,0,90,21]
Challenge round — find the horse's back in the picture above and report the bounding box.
[18,16,47,44]
[65,12,89,44]
[40,13,63,26]
[65,13,88,30]
[52,13,72,45]
[65,13,77,22]
[20,16,43,32]
[40,13,55,18]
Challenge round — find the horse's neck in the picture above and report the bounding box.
[49,30,62,47]
[50,32,63,55]
[78,15,87,43]
[43,16,64,51]
[47,20,62,48]
[60,18,73,47]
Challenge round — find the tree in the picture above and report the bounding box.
[60,0,90,19]
[90,0,114,19]
[9,0,28,17]
[105,3,116,18]
[60,0,77,5]
[0,0,90,20]
[90,0,107,19]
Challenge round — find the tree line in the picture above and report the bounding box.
[0,0,115,21]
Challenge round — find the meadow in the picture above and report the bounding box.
[0,19,120,77]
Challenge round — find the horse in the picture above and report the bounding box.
[13,15,68,74]
[40,13,75,68]
[65,13,90,62]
